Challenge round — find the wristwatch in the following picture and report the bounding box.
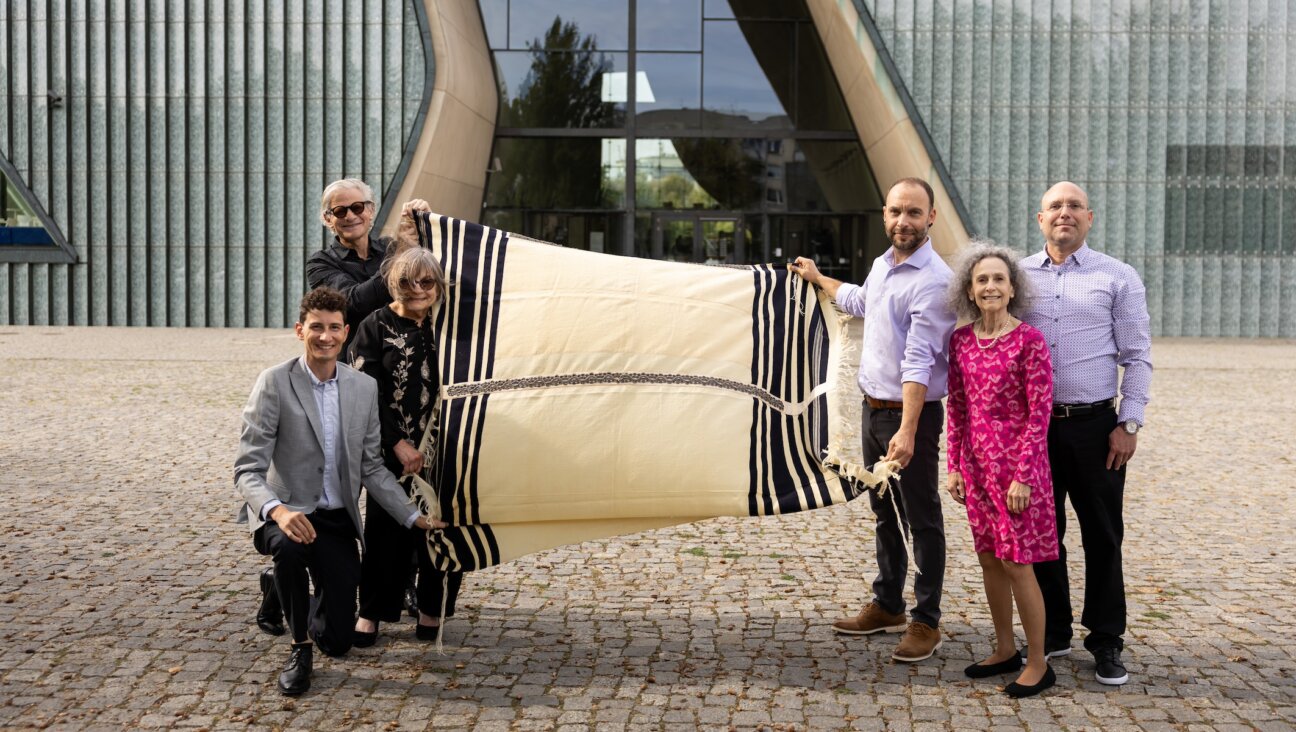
[1122,421,1141,435]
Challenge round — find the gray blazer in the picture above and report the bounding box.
[234,356,417,546]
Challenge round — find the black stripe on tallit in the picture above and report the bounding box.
[774,269,820,513]
[748,266,773,516]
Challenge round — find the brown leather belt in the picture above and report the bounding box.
[1052,398,1115,419]
[865,394,904,410]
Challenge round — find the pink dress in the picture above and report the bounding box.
[946,322,1059,564]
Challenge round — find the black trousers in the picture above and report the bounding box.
[863,399,946,628]
[1033,408,1126,652]
[357,491,463,623]
[254,508,359,656]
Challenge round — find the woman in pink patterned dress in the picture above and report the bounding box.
[946,242,1059,698]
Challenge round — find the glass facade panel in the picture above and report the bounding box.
[636,0,701,51]
[483,0,878,267]
[701,20,791,129]
[495,50,627,128]
[636,54,701,129]
[487,137,626,209]
[0,168,55,246]
[509,0,629,51]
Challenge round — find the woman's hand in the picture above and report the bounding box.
[1006,481,1031,514]
[393,439,424,475]
[946,472,966,505]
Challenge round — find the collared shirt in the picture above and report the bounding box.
[260,358,344,521]
[1021,243,1153,425]
[835,240,957,401]
[302,357,345,511]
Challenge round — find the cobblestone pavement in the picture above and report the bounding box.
[0,327,1293,731]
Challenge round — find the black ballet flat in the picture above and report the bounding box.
[1005,664,1057,698]
[352,621,379,648]
[415,622,441,642]
[964,650,1023,679]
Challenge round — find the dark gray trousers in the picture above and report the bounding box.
[863,399,946,628]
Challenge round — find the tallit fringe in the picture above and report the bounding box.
[817,297,920,575]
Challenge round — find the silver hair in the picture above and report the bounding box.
[947,238,1033,323]
[319,178,376,221]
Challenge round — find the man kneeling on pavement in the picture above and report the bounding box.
[235,286,443,696]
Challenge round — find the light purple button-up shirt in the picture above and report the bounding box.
[1021,243,1153,425]
[835,240,956,401]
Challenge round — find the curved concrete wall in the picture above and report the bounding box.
[804,0,971,260]
[383,0,498,230]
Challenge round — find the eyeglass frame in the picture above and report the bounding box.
[325,201,374,220]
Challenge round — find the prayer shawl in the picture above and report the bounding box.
[408,213,896,571]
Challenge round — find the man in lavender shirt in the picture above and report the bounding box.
[789,178,957,663]
[1021,181,1152,686]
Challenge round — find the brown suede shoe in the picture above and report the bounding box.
[832,602,908,635]
[892,621,943,662]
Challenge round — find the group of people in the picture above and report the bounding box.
[234,174,1151,700]
[790,177,1151,698]
[235,179,466,696]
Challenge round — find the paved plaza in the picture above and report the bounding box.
[0,327,1293,731]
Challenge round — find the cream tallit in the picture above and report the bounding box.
[405,213,897,571]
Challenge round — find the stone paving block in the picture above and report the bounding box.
[1,331,1295,729]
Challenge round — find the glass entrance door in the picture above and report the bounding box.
[648,212,744,264]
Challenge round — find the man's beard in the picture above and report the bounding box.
[887,225,928,252]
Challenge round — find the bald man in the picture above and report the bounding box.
[1021,181,1152,686]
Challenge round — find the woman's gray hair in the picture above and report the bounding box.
[383,246,447,304]
[947,238,1032,323]
[318,178,376,221]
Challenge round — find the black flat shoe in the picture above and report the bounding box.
[1005,665,1056,698]
[415,622,440,642]
[277,642,313,696]
[965,650,1023,678]
[257,567,286,636]
[352,621,379,648]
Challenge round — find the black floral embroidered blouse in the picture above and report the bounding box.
[348,305,441,477]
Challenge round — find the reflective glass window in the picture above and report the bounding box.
[702,21,792,129]
[636,138,764,210]
[0,169,54,247]
[487,138,627,209]
[636,0,701,51]
[509,0,629,51]
[636,54,701,129]
[495,50,628,128]
[705,0,808,20]
[793,24,853,131]
[481,0,508,49]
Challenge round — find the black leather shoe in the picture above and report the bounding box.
[1094,646,1129,685]
[353,620,379,648]
[415,622,440,642]
[277,643,313,696]
[257,568,286,636]
[1005,664,1056,698]
[964,650,1023,679]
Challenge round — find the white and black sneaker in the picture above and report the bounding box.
[1021,641,1072,659]
[1093,646,1129,685]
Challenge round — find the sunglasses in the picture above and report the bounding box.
[399,277,439,292]
[326,201,372,219]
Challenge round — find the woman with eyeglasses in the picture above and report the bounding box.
[348,247,464,645]
[305,178,431,352]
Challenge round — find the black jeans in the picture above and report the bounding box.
[863,399,946,628]
[254,508,359,656]
[357,491,463,623]
[1033,408,1126,652]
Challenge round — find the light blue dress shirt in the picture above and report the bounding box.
[834,240,957,401]
[1021,243,1153,425]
